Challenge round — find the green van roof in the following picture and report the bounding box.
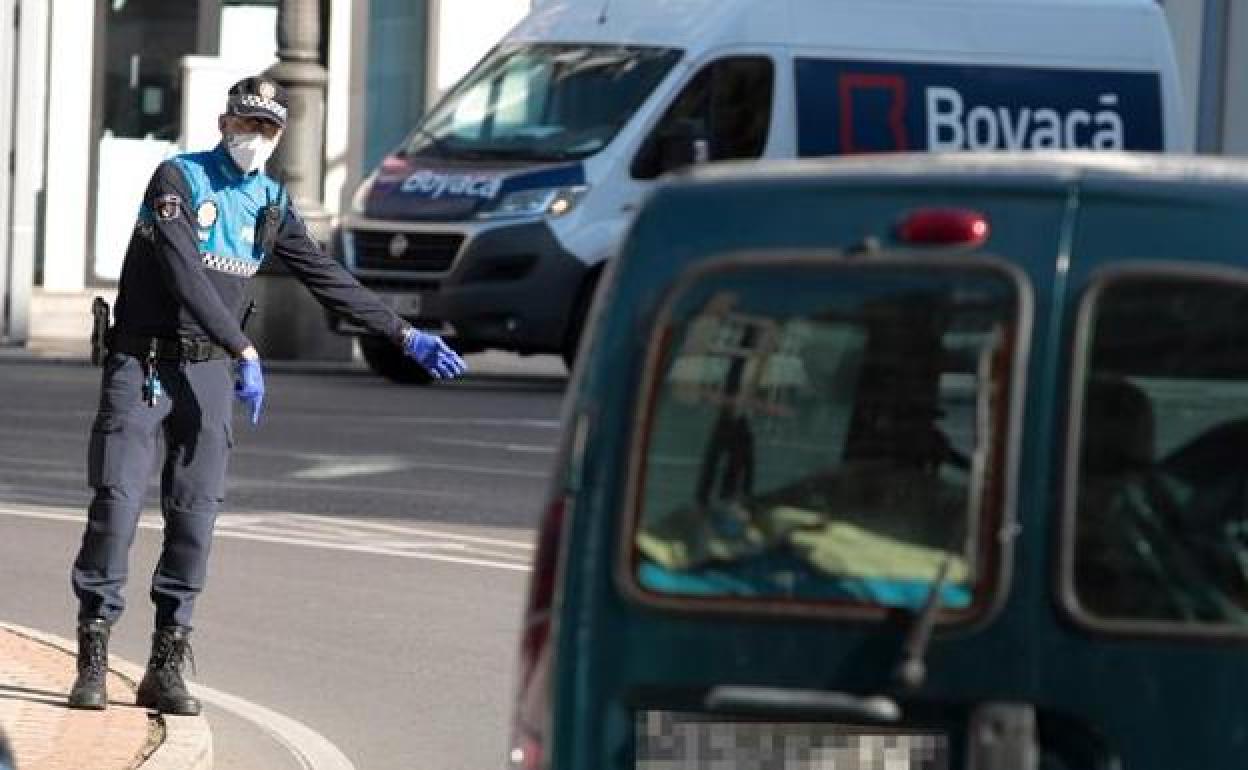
[683,151,1248,190]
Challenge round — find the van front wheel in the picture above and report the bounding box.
[562,270,602,371]
[359,335,434,385]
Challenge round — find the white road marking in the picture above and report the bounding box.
[189,681,354,770]
[290,455,412,481]
[0,505,533,572]
[228,445,551,479]
[368,540,468,550]
[214,531,531,570]
[277,514,535,549]
[2,622,356,770]
[0,462,472,499]
[420,437,555,453]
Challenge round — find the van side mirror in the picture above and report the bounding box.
[657,131,697,171]
[633,119,710,179]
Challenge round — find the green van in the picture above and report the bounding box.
[509,154,1248,770]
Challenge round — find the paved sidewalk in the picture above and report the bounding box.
[0,624,211,770]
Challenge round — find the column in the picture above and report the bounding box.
[1221,0,1248,156]
[6,0,50,343]
[41,0,95,291]
[1158,0,1205,152]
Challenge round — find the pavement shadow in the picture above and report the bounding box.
[0,683,71,708]
[0,683,135,710]
[441,374,567,393]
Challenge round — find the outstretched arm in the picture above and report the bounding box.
[272,199,466,379]
[271,199,409,345]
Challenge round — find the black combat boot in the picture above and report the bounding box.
[135,626,201,716]
[67,618,110,709]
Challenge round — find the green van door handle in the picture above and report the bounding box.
[704,685,901,723]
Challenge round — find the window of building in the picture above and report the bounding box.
[100,0,207,141]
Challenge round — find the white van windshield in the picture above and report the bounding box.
[404,43,682,162]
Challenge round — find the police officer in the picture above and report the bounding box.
[67,76,467,715]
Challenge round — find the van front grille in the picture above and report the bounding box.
[353,231,463,272]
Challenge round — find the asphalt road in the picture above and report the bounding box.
[0,358,566,770]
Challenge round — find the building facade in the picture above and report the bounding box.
[0,0,1240,345]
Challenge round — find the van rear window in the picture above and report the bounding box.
[1068,271,1248,630]
[625,259,1022,615]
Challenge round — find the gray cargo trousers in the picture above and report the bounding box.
[71,351,234,629]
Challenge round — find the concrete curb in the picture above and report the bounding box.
[0,623,212,770]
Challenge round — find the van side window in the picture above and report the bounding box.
[628,262,1020,613]
[632,57,774,180]
[1070,274,1248,628]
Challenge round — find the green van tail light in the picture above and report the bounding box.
[896,208,990,247]
[509,495,567,770]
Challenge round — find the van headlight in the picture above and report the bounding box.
[350,174,376,215]
[478,186,587,220]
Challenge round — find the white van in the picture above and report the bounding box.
[336,0,1186,383]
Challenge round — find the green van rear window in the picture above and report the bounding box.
[1068,270,1248,630]
[626,258,1022,615]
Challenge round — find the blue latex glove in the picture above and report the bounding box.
[402,329,467,380]
[234,358,265,424]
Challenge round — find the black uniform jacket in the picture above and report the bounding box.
[113,144,406,356]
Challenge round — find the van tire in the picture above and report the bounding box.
[562,269,602,372]
[359,335,434,385]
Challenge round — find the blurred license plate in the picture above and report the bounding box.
[636,711,947,769]
[380,293,422,315]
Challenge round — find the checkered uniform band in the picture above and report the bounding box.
[229,94,288,122]
[202,252,262,277]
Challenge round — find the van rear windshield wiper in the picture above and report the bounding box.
[892,553,955,690]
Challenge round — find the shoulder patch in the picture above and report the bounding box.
[154,193,182,221]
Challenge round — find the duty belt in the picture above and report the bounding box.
[108,330,230,363]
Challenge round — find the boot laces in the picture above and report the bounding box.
[79,631,107,678]
[154,635,197,677]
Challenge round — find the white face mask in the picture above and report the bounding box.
[225,131,278,174]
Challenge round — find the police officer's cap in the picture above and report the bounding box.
[226,76,289,128]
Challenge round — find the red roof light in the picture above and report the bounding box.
[896,208,990,247]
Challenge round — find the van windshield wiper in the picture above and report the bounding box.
[464,146,572,162]
[892,553,955,690]
[405,127,456,158]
